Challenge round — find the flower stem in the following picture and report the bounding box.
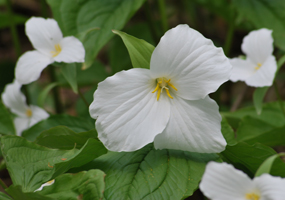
[78,89,89,108]
[0,178,8,190]
[230,84,247,112]
[48,66,63,113]
[223,9,235,56]
[273,81,285,118]
[157,0,168,33]
[144,1,160,44]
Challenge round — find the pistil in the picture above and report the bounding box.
[152,77,177,101]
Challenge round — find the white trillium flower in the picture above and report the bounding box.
[34,179,55,192]
[89,25,232,153]
[229,28,277,87]
[1,80,49,135]
[15,17,85,84]
[200,162,285,200]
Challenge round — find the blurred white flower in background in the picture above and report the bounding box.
[200,162,285,200]
[34,179,55,192]
[230,28,277,87]
[89,24,232,153]
[1,80,49,135]
[15,17,85,84]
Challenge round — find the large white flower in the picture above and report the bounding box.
[89,24,232,153]
[1,80,49,135]
[15,17,85,84]
[230,28,277,87]
[200,162,285,200]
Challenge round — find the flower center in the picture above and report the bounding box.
[152,77,177,101]
[245,193,260,200]
[254,63,262,70]
[25,109,32,117]
[50,44,62,57]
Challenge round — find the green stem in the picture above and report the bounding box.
[40,0,48,18]
[48,66,63,113]
[276,54,285,73]
[273,81,285,118]
[144,1,160,44]
[0,178,8,190]
[223,21,235,56]
[78,89,89,108]
[157,0,168,33]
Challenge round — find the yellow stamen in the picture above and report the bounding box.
[152,77,177,101]
[254,63,262,70]
[46,179,55,185]
[245,193,260,200]
[25,109,32,117]
[50,44,62,57]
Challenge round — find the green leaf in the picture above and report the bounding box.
[47,0,146,69]
[112,30,155,69]
[0,101,15,135]
[1,135,107,192]
[61,63,78,93]
[85,144,220,200]
[22,114,94,141]
[221,142,285,178]
[35,126,99,150]
[6,186,53,200]
[0,192,13,200]
[233,0,285,51]
[253,86,269,115]
[221,117,237,146]
[37,169,105,200]
[37,83,59,108]
[255,153,285,177]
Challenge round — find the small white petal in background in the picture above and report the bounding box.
[230,28,277,87]
[200,162,285,200]
[1,80,49,135]
[89,24,231,153]
[34,179,55,192]
[15,17,85,85]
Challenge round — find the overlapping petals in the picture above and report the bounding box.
[15,17,85,84]
[1,80,49,135]
[230,28,277,87]
[89,24,231,153]
[200,162,285,200]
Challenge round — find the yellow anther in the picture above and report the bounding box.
[152,77,177,101]
[46,180,55,185]
[50,44,62,57]
[245,193,260,200]
[25,109,32,117]
[254,63,262,70]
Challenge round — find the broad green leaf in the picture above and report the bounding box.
[113,30,155,69]
[221,117,237,146]
[37,83,58,108]
[236,116,275,143]
[35,126,98,150]
[37,169,105,200]
[0,101,15,135]
[86,144,220,200]
[221,142,285,178]
[6,186,53,200]
[61,63,78,93]
[22,114,94,141]
[222,102,285,129]
[1,135,107,192]
[47,0,146,68]
[0,192,13,200]
[255,153,285,177]
[232,0,285,51]
[0,13,27,29]
[253,86,269,115]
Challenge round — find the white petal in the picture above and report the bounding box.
[253,174,285,200]
[150,24,232,100]
[14,117,30,136]
[1,80,28,117]
[29,105,49,127]
[241,28,273,64]
[153,96,226,153]
[15,51,53,84]
[245,55,277,87]
[229,58,255,82]
[54,36,85,63]
[26,17,63,57]
[34,180,55,192]
[200,162,253,200]
[89,68,170,152]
